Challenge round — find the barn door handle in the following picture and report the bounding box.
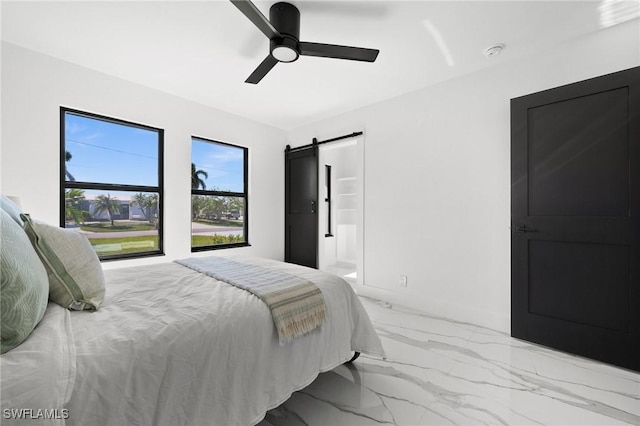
[515,225,538,233]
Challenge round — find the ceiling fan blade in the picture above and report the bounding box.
[299,42,379,62]
[245,55,278,84]
[230,0,281,40]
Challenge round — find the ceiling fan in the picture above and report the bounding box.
[230,0,380,84]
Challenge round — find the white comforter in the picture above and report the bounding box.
[0,303,75,426]
[2,256,384,426]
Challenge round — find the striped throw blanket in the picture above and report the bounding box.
[175,256,326,345]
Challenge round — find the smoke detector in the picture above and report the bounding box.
[484,44,505,57]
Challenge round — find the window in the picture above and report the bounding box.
[61,108,163,260]
[191,137,248,250]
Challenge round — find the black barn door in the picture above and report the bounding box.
[511,67,640,371]
[285,145,318,268]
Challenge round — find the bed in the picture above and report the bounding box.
[0,196,385,426]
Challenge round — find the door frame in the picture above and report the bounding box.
[285,132,365,281]
[316,135,366,287]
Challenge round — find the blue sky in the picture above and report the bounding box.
[191,138,244,193]
[65,113,244,193]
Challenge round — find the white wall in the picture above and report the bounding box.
[2,20,638,331]
[1,42,286,269]
[286,20,640,332]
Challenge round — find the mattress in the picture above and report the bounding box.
[2,256,384,426]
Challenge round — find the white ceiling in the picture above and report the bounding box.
[0,1,623,130]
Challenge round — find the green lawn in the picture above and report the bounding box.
[82,222,156,233]
[192,234,244,247]
[89,235,244,256]
[89,235,158,255]
[87,233,243,255]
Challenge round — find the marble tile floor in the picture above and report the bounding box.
[259,298,640,426]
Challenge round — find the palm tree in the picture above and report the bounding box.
[191,163,208,190]
[93,194,121,226]
[65,188,85,225]
[65,150,76,181]
[131,193,158,226]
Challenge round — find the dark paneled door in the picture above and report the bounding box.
[285,145,318,268]
[511,67,640,371]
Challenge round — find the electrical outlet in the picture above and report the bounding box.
[399,275,407,287]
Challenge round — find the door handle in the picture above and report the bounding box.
[514,225,538,233]
[311,201,316,213]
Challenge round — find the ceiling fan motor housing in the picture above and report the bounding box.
[270,2,301,61]
[231,0,379,83]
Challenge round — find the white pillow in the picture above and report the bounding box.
[21,214,105,311]
[0,210,49,353]
[0,195,24,225]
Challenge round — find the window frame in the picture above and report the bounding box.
[60,107,164,261]
[191,136,249,252]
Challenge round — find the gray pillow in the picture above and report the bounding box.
[1,210,49,354]
[0,195,23,226]
[21,214,105,311]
